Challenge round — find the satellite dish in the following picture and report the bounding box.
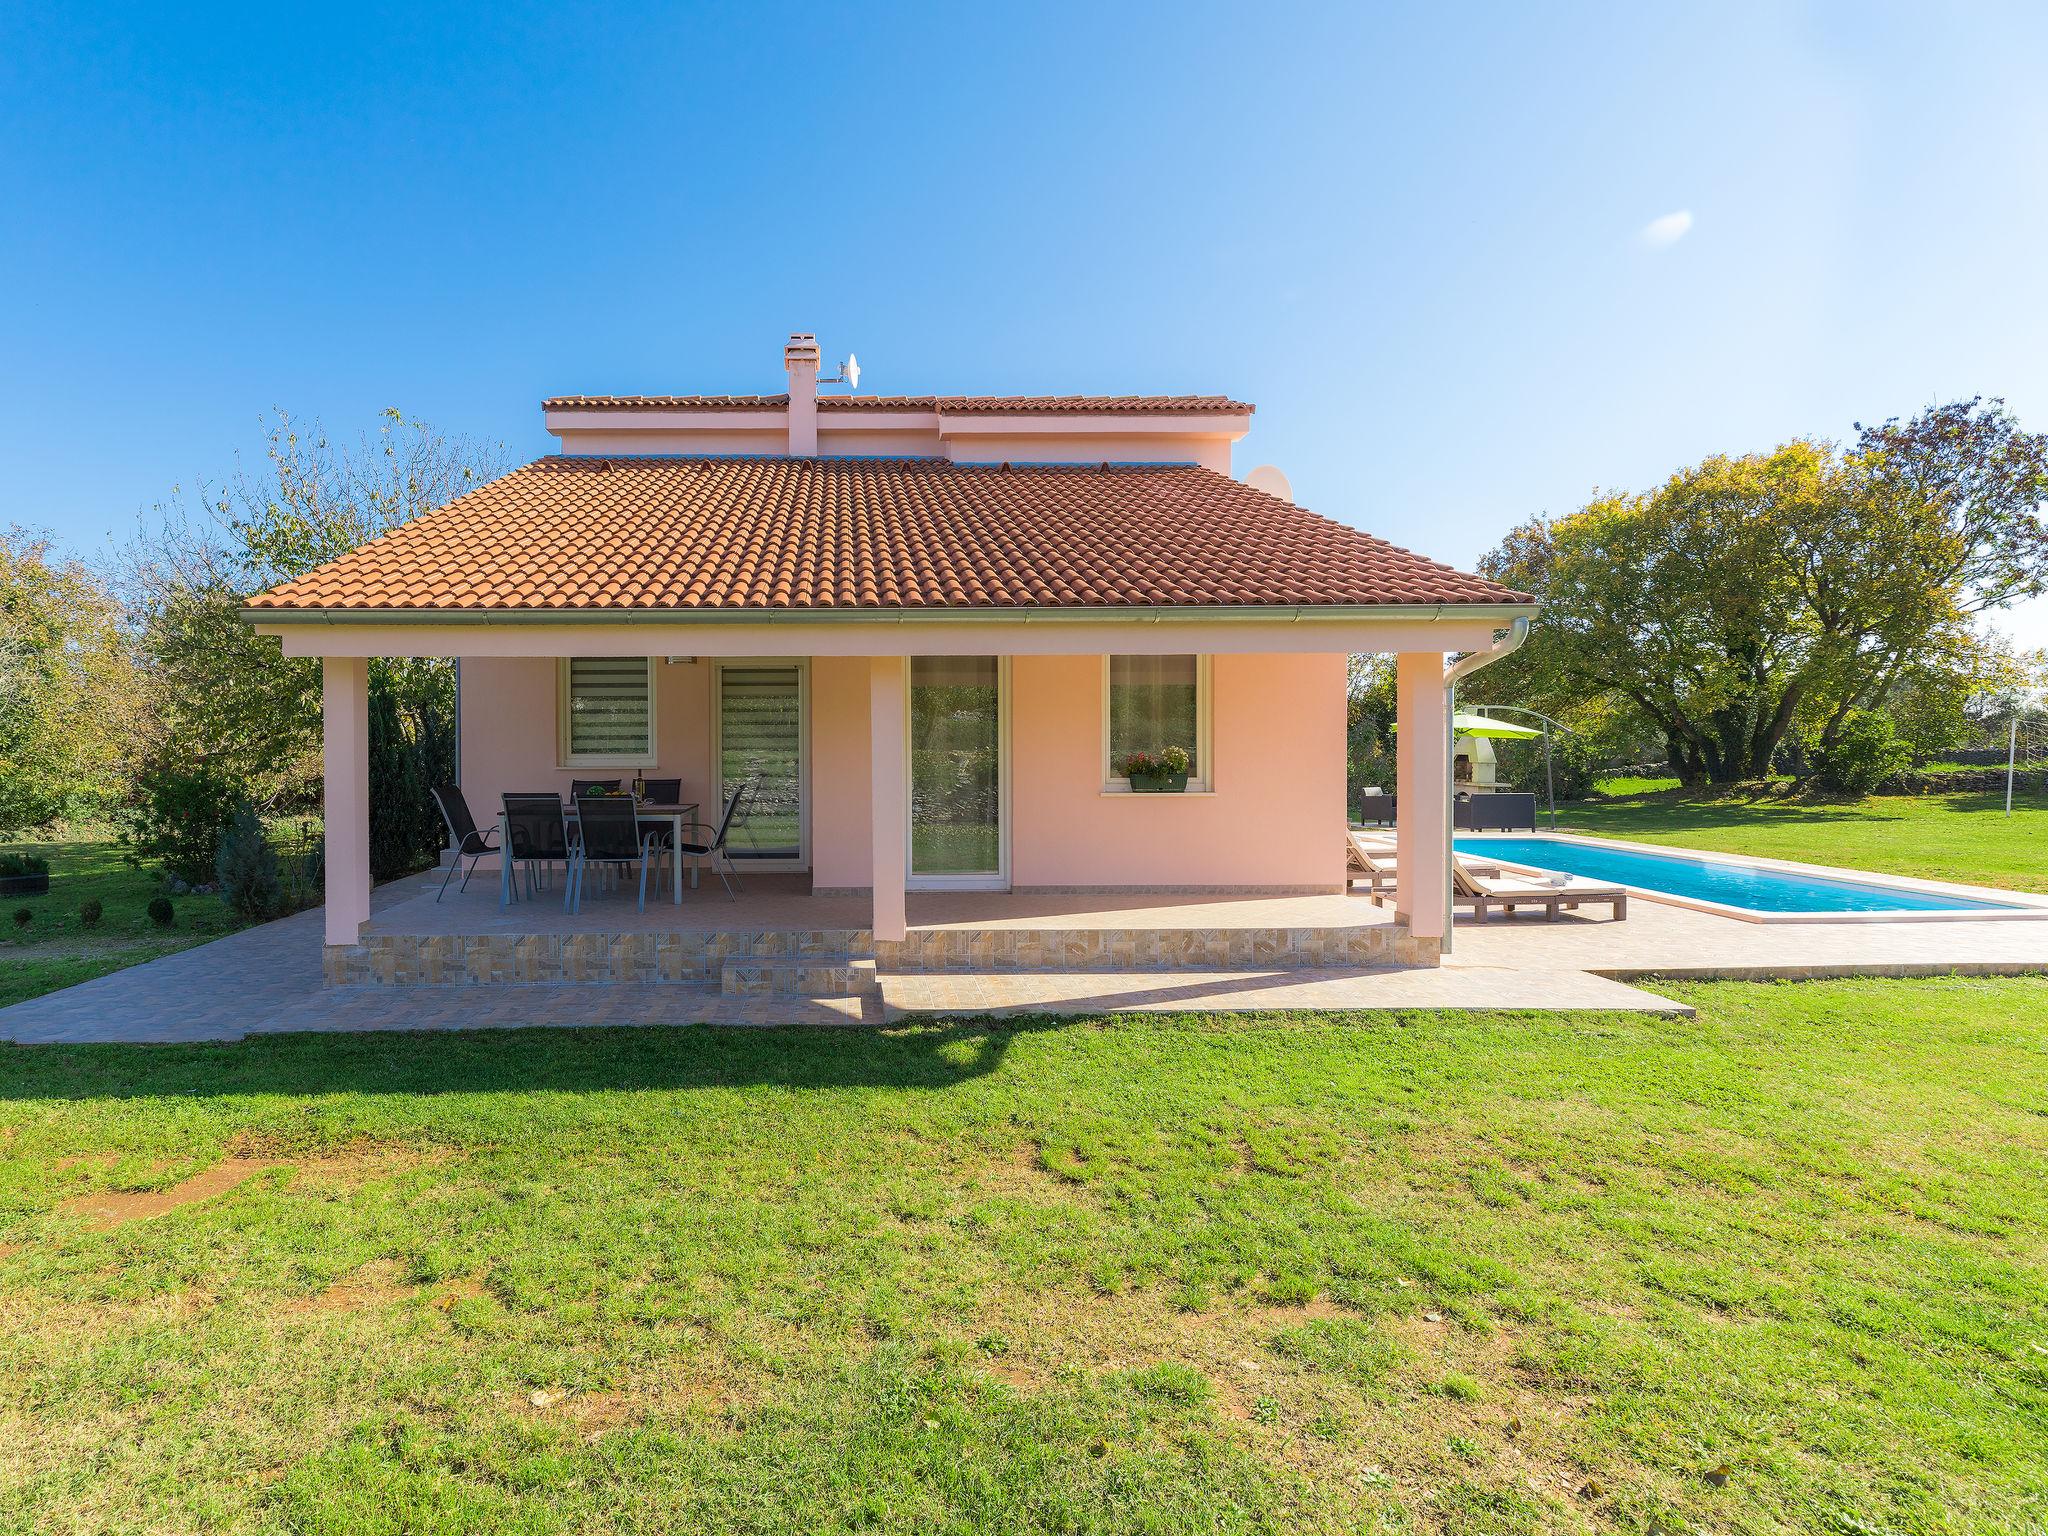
[1245,464,1292,502]
[844,353,860,390]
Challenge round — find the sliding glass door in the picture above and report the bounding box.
[909,656,1006,888]
[716,662,806,867]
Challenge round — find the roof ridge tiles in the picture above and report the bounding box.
[543,393,1255,414]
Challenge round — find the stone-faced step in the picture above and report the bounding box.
[721,956,879,998]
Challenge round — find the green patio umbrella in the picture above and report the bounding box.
[1450,713,1541,739]
[1391,709,1557,827]
[1388,713,1542,738]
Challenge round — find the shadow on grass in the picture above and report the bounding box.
[0,1018,1067,1103]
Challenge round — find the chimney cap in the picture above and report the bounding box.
[784,333,821,365]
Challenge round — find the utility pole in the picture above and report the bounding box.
[2008,714,2020,817]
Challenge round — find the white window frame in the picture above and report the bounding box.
[1102,654,1214,794]
[556,656,659,769]
[906,655,1012,892]
[711,658,811,873]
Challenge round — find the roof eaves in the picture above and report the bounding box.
[243,599,1539,625]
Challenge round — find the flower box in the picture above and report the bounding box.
[1126,768,1190,793]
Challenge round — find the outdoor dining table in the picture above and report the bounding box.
[498,801,700,907]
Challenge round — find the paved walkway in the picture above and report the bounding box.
[880,966,1688,1020]
[5,866,2045,1046]
[1449,897,2048,980]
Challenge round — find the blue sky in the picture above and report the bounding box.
[6,1,2047,645]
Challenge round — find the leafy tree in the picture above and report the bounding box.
[123,410,501,824]
[116,757,245,886]
[1346,655,1398,803]
[1480,401,2048,784]
[0,527,146,835]
[1806,708,1912,794]
[368,660,456,879]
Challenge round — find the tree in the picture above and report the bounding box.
[367,660,456,880]
[0,527,147,835]
[1346,655,1398,803]
[123,410,502,815]
[1480,401,2048,784]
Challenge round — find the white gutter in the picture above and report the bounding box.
[1436,616,1532,952]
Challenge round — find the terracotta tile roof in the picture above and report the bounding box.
[248,456,1529,613]
[543,393,1254,415]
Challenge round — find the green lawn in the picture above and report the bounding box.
[1557,785,2048,892]
[0,834,241,1008]
[4,979,2047,1533]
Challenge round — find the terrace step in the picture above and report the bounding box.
[720,955,879,998]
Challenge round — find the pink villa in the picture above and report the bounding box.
[246,335,1534,1004]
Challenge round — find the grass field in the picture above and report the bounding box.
[1558,785,2048,892]
[4,978,2046,1533]
[0,834,240,1009]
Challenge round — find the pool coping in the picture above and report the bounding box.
[1453,830,2048,925]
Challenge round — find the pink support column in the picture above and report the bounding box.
[1393,650,1450,944]
[868,656,908,944]
[322,655,372,947]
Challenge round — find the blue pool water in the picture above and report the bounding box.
[1453,836,2022,915]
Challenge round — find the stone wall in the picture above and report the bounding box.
[325,920,1439,987]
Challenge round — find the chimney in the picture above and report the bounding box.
[783,332,820,455]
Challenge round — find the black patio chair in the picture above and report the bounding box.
[502,794,574,907]
[569,794,662,913]
[429,785,497,902]
[676,783,749,902]
[639,778,682,804]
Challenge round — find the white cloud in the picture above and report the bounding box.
[1639,209,1694,249]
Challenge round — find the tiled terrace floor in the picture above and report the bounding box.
[365,874,1399,937]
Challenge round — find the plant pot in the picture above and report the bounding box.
[1128,769,1190,793]
[0,873,50,898]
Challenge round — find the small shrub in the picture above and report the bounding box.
[146,895,175,928]
[214,801,283,922]
[1808,709,1913,795]
[1494,730,1597,801]
[11,906,30,930]
[78,898,102,929]
[118,759,247,886]
[0,852,50,878]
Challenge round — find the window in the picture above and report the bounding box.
[558,657,656,766]
[717,662,806,864]
[1104,654,1212,791]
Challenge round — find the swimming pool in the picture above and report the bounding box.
[1453,836,2027,916]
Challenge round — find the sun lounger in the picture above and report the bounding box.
[1448,856,1627,922]
[1346,830,1400,891]
[1347,830,1499,894]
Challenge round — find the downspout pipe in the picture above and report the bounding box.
[1436,616,1532,954]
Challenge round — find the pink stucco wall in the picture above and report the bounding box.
[458,656,716,826]
[808,655,873,888]
[1008,653,1345,890]
[456,650,1344,891]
